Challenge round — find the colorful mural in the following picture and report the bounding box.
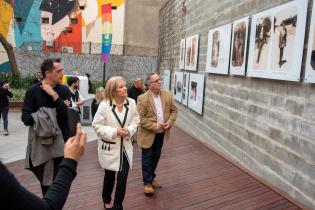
[0,0,125,72]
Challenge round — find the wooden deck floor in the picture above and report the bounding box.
[6,127,301,210]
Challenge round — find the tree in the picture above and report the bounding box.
[0,32,19,75]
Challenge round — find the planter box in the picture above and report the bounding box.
[9,101,23,110]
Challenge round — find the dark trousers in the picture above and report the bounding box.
[29,157,63,196]
[0,106,9,130]
[141,133,164,185]
[102,154,129,210]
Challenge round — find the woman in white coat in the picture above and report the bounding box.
[92,76,139,210]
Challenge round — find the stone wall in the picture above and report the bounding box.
[15,49,156,84]
[159,0,315,209]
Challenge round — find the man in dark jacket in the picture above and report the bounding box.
[0,80,13,135]
[21,58,71,195]
[127,78,145,103]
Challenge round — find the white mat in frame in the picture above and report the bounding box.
[188,73,204,114]
[247,0,307,81]
[206,24,232,75]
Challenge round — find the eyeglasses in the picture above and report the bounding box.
[150,79,161,83]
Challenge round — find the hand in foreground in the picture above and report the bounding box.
[64,123,87,161]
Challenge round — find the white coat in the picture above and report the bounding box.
[92,98,139,171]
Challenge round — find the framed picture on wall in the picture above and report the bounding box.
[305,0,315,83]
[181,72,190,106]
[188,73,204,114]
[206,24,232,74]
[185,34,199,71]
[162,69,171,90]
[173,71,183,102]
[247,0,307,81]
[230,17,249,76]
[179,38,186,69]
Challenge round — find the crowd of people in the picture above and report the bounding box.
[1,58,178,210]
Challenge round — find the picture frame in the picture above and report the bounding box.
[206,24,232,74]
[181,72,190,106]
[179,38,186,69]
[247,0,307,81]
[188,73,204,114]
[162,69,171,90]
[305,0,315,83]
[184,34,199,71]
[173,71,183,102]
[230,17,249,76]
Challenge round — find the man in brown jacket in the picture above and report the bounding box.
[137,73,178,195]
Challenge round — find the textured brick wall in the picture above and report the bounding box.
[159,0,315,208]
[14,49,156,84]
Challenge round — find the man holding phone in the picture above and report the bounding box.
[137,73,178,195]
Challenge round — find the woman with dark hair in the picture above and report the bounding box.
[0,80,13,135]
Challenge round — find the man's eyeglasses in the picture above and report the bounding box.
[150,79,161,83]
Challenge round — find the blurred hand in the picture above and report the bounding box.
[117,128,129,137]
[64,100,70,106]
[155,123,164,132]
[163,122,170,130]
[64,123,86,161]
[3,83,10,89]
[41,84,59,101]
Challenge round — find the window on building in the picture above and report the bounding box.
[70,18,78,24]
[15,17,22,22]
[111,6,117,10]
[41,17,49,24]
[79,5,85,10]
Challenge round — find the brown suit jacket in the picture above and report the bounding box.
[137,89,178,148]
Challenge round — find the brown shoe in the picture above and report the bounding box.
[143,184,154,195]
[152,180,161,189]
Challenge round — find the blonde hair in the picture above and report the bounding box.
[104,76,126,100]
[95,87,105,102]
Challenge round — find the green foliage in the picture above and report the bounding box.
[91,81,105,94]
[10,88,26,101]
[0,73,34,89]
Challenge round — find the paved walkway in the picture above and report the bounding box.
[0,111,97,164]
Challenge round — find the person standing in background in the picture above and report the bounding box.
[33,72,43,85]
[67,76,84,114]
[85,73,92,94]
[91,87,105,119]
[127,78,145,104]
[0,80,13,135]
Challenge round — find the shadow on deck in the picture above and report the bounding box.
[6,127,301,210]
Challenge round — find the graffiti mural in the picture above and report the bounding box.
[0,0,125,72]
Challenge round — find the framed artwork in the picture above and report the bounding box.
[181,72,190,106]
[185,34,199,71]
[305,0,315,83]
[230,17,249,76]
[188,73,204,114]
[162,69,171,90]
[179,38,186,69]
[206,24,232,74]
[247,0,307,81]
[173,71,183,102]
